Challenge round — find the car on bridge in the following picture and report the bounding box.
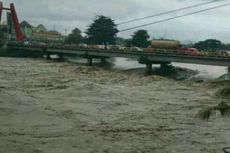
[181,48,201,56]
[219,51,230,56]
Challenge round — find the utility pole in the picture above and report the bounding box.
[65,28,67,36]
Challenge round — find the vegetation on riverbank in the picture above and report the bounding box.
[216,86,230,99]
[199,81,230,120]
[199,101,230,120]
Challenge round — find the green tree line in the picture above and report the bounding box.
[65,15,230,52]
[193,39,230,51]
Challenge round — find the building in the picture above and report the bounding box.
[0,21,8,34]
[33,24,47,33]
[33,30,64,42]
[7,12,16,40]
[0,22,8,45]
[19,21,64,43]
[20,20,33,38]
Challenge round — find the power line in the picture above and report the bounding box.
[119,2,230,32]
[116,0,223,25]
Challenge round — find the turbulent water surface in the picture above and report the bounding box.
[0,57,229,153]
[112,58,227,80]
[68,57,228,80]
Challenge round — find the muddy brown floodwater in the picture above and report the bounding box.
[0,57,230,153]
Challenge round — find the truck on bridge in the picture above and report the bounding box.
[144,40,200,56]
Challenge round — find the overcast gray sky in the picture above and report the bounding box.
[2,0,230,43]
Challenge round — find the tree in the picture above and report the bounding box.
[221,43,230,50]
[193,39,222,51]
[124,39,132,47]
[86,15,118,45]
[65,27,82,44]
[131,30,150,48]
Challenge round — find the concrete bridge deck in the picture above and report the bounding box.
[7,44,230,75]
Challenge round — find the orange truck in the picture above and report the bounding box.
[144,40,200,55]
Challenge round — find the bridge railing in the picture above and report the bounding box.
[7,42,230,60]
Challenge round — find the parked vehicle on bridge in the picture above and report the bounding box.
[219,51,230,56]
[198,50,230,57]
[108,45,125,50]
[151,40,181,50]
[78,43,88,48]
[23,41,31,46]
[144,39,201,56]
[131,47,143,52]
[181,48,201,56]
[88,45,107,49]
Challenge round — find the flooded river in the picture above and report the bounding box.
[0,57,229,153]
[69,57,228,80]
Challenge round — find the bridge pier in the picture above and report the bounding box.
[160,63,167,69]
[45,53,51,60]
[87,58,93,66]
[145,63,152,75]
[101,58,106,64]
[58,54,63,60]
[227,67,230,80]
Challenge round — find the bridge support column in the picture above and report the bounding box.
[101,58,106,64]
[227,67,230,80]
[87,58,93,66]
[58,54,64,60]
[159,63,174,75]
[160,63,167,69]
[45,53,51,60]
[145,63,152,75]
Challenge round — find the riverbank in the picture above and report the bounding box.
[0,57,229,153]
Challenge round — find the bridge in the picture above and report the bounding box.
[1,1,230,78]
[8,44,230,77]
